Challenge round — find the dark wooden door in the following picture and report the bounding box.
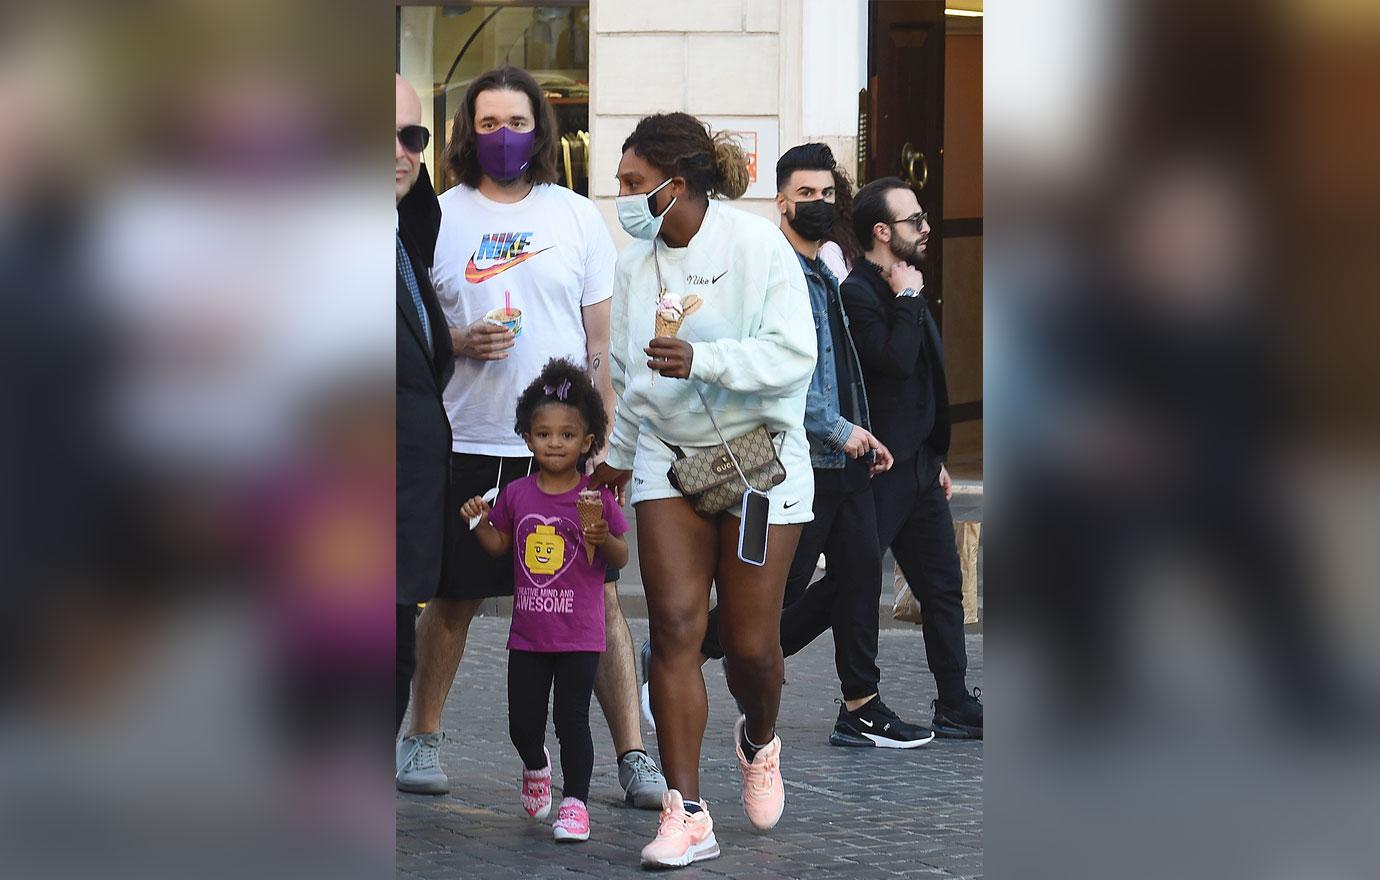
[868,0,946,327]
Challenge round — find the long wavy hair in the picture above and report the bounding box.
[825,166,865,268]
[444,66,560,189]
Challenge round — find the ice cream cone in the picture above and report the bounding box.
[654,315,683,339]
[577,491,604,564]
[654,294,704,339]
[652,294,704,381]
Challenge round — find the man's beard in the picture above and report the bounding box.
[889,235,926,265]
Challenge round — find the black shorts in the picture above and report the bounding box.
[440,452,621,600]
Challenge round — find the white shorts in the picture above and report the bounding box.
[628,424,815,525]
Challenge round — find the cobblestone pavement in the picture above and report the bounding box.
[397,617,983,879]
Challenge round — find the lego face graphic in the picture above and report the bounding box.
[524,524,566,575]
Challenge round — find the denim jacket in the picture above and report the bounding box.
[800,251,870,468]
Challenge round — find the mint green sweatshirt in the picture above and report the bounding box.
[607,200,817,470]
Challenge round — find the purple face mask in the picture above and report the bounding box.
[474,127,536,183]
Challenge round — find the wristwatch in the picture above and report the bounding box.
[896,287,923,299]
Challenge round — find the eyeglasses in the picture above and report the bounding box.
[396,125,430,154]
[886,211,928,232]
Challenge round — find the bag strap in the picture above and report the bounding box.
[652,240,668,297]
[693,383,754,492]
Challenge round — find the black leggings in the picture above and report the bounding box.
[508,649,601,802]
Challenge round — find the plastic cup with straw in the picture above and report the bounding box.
[484,289,523,337]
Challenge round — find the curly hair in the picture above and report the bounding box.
[444,66,560,189]
[621,112,749,200]
[825,166,865,269]
[513,358,608,464]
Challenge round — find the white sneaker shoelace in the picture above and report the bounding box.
[412,743,439,771]
[744,751,778,797]
[657,809,690,837]
[625,753,661,785]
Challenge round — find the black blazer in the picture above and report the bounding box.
[396,170,455,606]
[840,260,950,465]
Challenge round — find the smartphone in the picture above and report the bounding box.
[737,489,770,566]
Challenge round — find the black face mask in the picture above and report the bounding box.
[786,198,836,242]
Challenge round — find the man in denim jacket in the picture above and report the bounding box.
[701,145,934,748]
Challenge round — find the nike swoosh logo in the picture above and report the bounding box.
[783,499,799,509]
[859,717,873,728]
[464,246,553,284]
[711,270,728,283]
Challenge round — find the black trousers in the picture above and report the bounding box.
[396,604,418,735]
[874,452,968,705]
[702,477,884,701]
[507,649,601,802]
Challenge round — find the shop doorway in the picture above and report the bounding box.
[865,0,983,476]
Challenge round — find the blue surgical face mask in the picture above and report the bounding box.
[615,178,676,240]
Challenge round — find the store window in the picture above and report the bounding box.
[397,3,590,195]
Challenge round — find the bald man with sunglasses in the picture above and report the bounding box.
[395,75,454,742]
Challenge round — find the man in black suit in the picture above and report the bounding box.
[395,74,454,745]
[840,177,982,739]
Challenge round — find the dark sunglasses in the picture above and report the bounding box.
[397,124,430,154]
[886,211,928,232]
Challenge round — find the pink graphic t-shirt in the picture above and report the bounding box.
[488,474,629,653]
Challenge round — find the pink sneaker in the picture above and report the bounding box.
[639,790,720,869]
[734,715,784,830]
[520,748,552,819]
[552,797,590,842]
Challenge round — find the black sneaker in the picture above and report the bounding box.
[931,687,983,739]
[830,697,935,749]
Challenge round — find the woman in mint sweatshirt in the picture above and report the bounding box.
[590,113,816,869]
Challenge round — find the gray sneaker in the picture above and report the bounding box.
[618,749,668,810]
[396,731,449,795]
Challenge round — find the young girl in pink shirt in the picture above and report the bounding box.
[461,359,629,843]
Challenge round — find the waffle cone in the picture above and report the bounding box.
[577,498,604,564]
[654,315,683,339]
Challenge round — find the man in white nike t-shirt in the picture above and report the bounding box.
[396,66,667,810]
